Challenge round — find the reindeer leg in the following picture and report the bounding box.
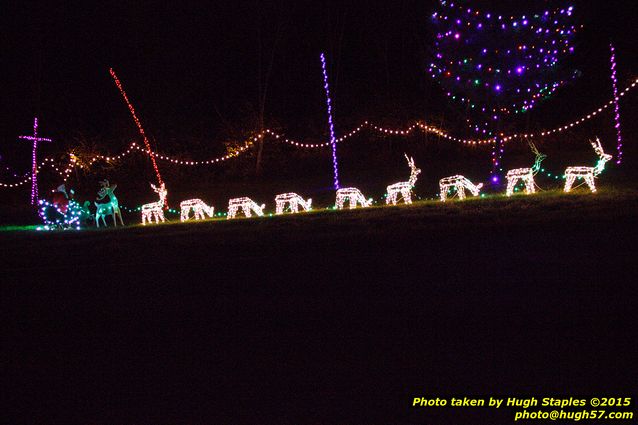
[458,186,466,200]
[506,177,514,196]
[526,176,535,194]
[564,175,575,192]
[403,189,411,204]
[440,185,447,202]
[585,175,596,193]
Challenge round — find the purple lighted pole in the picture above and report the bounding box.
[609,43,623,164]
[19,117,52,204]
[320,52,340,190]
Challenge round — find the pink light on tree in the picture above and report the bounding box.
[19,117,52,204]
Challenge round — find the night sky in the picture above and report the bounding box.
[1,1,637,166]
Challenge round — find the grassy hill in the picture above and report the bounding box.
[2,188,637,424]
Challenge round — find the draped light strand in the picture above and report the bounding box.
[1,77,636,189]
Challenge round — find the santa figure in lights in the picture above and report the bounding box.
[50,184,71,214]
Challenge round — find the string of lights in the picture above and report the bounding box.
[320,53,341,189]
[501,78,638,141]
[609,43,623,164]
[18,118,52,204]
[1,77,636,190]
[110,68,164,189]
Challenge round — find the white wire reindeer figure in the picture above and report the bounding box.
[564,137,612,193]
[180,199,214,222]
[227,197,265,219]
[141,183,167,225]
[439,175,483,201]
[335,187,373,210]
[386,154,421,205]
[505,142,547,196]
[275,193,312,215]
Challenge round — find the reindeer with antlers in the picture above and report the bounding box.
[386,154,421,205]
[141,183,167,225]
[439,175,483,202]
[94,179,124,227]
[564,138,612,193]
[505,142,547,196]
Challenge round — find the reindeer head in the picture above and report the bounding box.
[591,138,612,162]
[527,142,547,173]
[404,153,421,186]
[590,137,612,175]
[528,142,547,161]
[150,183,168,200]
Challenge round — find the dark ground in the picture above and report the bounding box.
[2,190,637,424]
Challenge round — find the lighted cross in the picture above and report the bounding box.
[19,117,52,204]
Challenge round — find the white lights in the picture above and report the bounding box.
[180,199,214,222]
[227,197,265,219]
[505,143,547,196]
[275,193,312,214]
[564,138,611,193]
[439,175,483,201]
[335,187,373,209]
[386,154,421,205]
[141,183,168,225]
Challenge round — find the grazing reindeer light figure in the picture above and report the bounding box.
[386,154,421,205]
[275,193,312,215]
[227,197,265,219]
[141,183,167,225]
[439,175,483,202]
[180,199,214,222]
[94,180,124,227]
[335,187,372,209]
[564,138,612,193]
[505,142,547,196]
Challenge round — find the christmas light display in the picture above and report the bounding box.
[320,53,340,189]
[227,197,266,219]
[505,143,547,196]
[3,77,634,192]
[386,155,421,205]
[180,199,215,222]
[94,180,124,227]
[274,193,312,215]
[335,188,373,209]
[439,175,483,201]
[430,2,577,175]
[37,199,83,231]
[609,43,623,164]
[110,68,165,193]
[141,183,168,225]
[563,138,611,193]
[18,117,52,204]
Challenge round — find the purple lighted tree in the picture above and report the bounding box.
[429,1,578,180]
